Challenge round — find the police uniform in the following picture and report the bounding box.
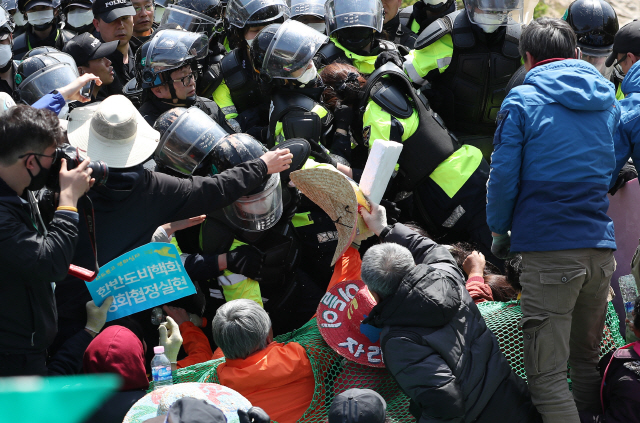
[211,47,271,133]
[12,23,73,59]
[360,63,500,267]
[399,0,455,36]
[381,12,417,49]
[403,9,522,160]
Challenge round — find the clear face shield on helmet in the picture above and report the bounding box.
[17,63,79,105]
[155,106,229,175]
[224,171,283,232]
[160,3,224,38]
[324,0,383,36]
[261,20,327,80]
[288,0,324,19]
[225,0,289,28]
[464,0,524,32]
[580,44,614,79]
[143,29,209,86]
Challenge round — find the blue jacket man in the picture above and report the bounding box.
[486,18,619,423]
[611,63,640,183]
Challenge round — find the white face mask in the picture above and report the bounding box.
[423,0,445,5]
[0,44,11,68]
[473,13,502,33]
[296,62,317,85]
[27,9,54,26]
[12,12,26,26]
[245,36,255,47]
[66,8,93,28]
[307,22,326,33]
[154,5,165,23]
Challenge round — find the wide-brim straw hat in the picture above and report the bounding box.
[290,167,358,266]
[67,95,159,168]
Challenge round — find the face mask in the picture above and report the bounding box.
[423,0,445,5]
[66,9,93,28]
[12,12,26,26]
[296,62,317,85]
[308,22,326,33]
[26,156,52,192]
[245,36,255,47]
[154,5,164,23]
[27,9,54,27]
[473,13,502,33]
[0,44,12,69]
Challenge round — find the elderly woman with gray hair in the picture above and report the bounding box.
[212,299,315,423]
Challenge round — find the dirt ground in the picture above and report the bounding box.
[542,0,636,26]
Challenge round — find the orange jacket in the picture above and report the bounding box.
[177,322,214,369]
[217,342,315,423]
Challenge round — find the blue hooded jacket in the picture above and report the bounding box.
[611,61,640,183]
[487,59,619,252]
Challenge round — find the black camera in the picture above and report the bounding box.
[46,143,109,189]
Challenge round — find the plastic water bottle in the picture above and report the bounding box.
[151,346,173,390]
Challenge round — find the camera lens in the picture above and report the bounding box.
[88,161,109,186]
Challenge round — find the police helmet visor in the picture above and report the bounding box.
[0,6,14,30]
[18,63,78,105]
[225,0,289,29]
[288,0,324,18]
[583,53,613,78]
[145,29,209,74]
[325,0,383,36]
[1,0,17,11]
[160,4,222,36]
[155,107,229,175]
[464,0,523,26]
[224,172,283,232]
[261,20,327,79]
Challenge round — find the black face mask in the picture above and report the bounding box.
[336,27,375,54]
[26,155,51,191]
[32,21,53,31]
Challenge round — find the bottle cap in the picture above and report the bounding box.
[154,346,164,354]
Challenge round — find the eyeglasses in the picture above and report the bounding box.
[133,4,154,13]
[171,72,197,86]
[18,150,59,162]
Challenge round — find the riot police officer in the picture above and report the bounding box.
[402,0,523,160]
[136,29,231,130]
[13,0,73,59]
[62,0,94,35]
[399,0,455,36]
[289,0,326,33]
[564,0,621,98]
[317,0,400,75]
[380,0,416,49]
[2,0,26,36]
[208,0,289,136]
[0,7,18,100]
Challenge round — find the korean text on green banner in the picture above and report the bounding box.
[85,243,195,321]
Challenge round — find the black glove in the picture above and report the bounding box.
[238,407,271,423]
[236,107,262,132]
[380,199,401,224]
[608,161,638,195]
[227,245,264,281]
[308,139,338,168]
[375,50,405,69]
[334,104,354,132]
[245,126,268,143]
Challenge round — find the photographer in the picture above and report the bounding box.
[0,105,93,376]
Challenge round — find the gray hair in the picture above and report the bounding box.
[519,18,577,62]
[361,243,415,299]
[211,299,271,360]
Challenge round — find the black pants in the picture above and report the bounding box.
[0,351,47,376]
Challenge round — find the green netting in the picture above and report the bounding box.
[173,301,625,423]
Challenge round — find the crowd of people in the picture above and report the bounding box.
[0,0,639,421]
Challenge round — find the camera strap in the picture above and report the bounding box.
[67,196,100,282]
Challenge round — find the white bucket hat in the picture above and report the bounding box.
[67,95,160,168]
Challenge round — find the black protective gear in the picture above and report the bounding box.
[219,48,271,115]
[238,407,271,423]
[209,132,266,174]
[227,244,264,281]
[375,49,405,69]
[308,138,337,168]
[564,0,618,51]
[334,26,375,54]
[333,104,354,132]
[380,199,401,224]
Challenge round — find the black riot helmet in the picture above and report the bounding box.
[249,22,279,78]
[22,46,60,58]
[564,0,618,54]
[224,0,289,49]
[326,0,383,52]
[210,133,284,232]
[15,53,78,104]
[159,0,225,38]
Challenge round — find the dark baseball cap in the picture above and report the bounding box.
[92,0,135,23]
[63,32,118,65]
[19,0,53,12]
[605,19,640,67]
[329,389,387,423]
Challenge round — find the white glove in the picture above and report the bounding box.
[158,316,183,363]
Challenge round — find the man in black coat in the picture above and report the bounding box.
[359,203,540,423]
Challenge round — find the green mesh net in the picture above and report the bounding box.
[173,301,626,422]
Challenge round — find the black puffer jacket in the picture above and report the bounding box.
[363,223,539,423]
